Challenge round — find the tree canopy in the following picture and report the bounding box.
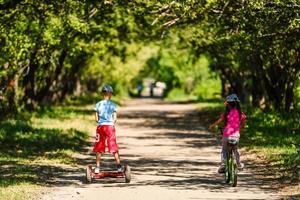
[0,0,299,116]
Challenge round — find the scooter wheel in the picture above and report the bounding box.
[86,165,92,184]
[124,165,131,183]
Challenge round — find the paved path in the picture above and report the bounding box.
[41,99,280,200]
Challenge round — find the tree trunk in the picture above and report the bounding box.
[59,53,87,101]
[219,66,249,103]
[220,70,230,97]
[251,74,265,108]
[35,49,68,103]
[285,79,295,112]
[22,48,38,109]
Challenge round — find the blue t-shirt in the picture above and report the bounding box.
[94,100,117,125]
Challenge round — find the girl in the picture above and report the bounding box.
[209,94,246,173]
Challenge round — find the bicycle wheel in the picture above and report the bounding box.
[231,153,237,187]
[225,156,230,184]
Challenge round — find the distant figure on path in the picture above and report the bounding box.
[137,83,143,97]
[150,82,155,97]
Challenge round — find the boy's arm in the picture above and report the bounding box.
[95,112,99,123]
[209,118,223,130]
[112,111,117,125]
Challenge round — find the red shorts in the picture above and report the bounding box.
[93,125,119,153]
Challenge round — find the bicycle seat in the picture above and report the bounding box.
[227,136,239,145]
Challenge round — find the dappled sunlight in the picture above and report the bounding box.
[37,99,281,200]
[0,0,299,199]
[0,121,88,157]
[32,118,95,134]
[31,105,95,134]
[0,99,293,199]
[0,117,90,190]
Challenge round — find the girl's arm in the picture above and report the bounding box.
[241,121,246,128]
[241,113,246,128]
[209,118,223,130]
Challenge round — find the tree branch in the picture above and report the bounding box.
[162,18,180,27]
[0,0,24,10]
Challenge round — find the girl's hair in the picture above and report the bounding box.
[224,101,242,126]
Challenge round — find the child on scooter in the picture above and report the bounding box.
[209,94,246,173]
[93,84,123,173]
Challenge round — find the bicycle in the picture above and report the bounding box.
[224,136,239,187]
[218,127,239,187]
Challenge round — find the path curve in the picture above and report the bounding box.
[41,98,280,200]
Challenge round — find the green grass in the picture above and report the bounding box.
[197,102,300,185]
[0,184,42,200]
[0,104,93,200]
[242,108,300,184]
[64,93,125,107]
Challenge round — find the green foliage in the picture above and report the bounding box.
[0,119,88,158]
[150,0,300,111]
[165,88,197,102]
[242,107,300,149]
[0,103,91,199]
[192,56,221,100]
[296,76,300,107]
[141,43,221,101]
[242,107,300,182]
[0,0,156,114]
[0,0,299,115]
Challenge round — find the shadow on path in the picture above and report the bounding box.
[15,99,284,200]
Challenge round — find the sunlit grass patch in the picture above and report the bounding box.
[0,122,88,156]
[0,157,45,200]
[0,104,93,200]
[30,104,96,134]
[43,149,78,165]
[32,104,94,120]
[0,184,43,200]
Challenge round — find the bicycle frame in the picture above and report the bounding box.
[224,143,238,187]
[218,127,238,187]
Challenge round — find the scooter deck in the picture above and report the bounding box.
[92,171,125,179]
[87,165,125,179]
[86,164,131,183]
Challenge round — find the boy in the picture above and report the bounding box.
[93,84,123,173]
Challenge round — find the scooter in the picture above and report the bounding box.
[86,164,131,183]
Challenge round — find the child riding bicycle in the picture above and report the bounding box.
[209,94,246,173]
[93,84,123,173]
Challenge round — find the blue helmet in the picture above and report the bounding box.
[226,94,240,102]
[102,84,113,93]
